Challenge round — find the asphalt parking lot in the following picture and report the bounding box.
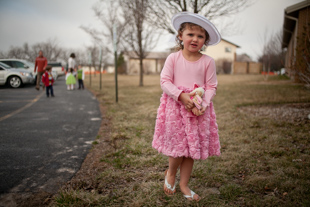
[0,76,101,195]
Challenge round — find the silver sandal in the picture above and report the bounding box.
[183,190,200,201]
[164,170,176,195]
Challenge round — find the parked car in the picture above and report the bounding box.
[48,62,65,76]
[0,62,35,88]
[0,59,58,82]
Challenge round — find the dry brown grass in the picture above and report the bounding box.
[52,74,310,207]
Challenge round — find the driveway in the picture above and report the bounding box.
[0,76,101,195]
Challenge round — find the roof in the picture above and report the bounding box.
[282,1,310,48]
[285,0,310,15]
[123,51,170,59]
[222,38,240,48]
[123,38,240,59]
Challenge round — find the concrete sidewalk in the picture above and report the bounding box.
[0,76,101,196]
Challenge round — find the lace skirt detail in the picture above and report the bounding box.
[152,87,220,160]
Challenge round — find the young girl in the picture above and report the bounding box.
[66,68,76,90]
[152,12,221,201]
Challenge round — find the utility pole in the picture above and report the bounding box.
[113,24,118,103]
[99,47,102,90]
[88,52,91,86]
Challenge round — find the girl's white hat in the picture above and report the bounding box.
[171,12,221,46]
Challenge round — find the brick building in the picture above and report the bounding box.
[201,38,240,74]
[122,51,170,75]
[282,0,310,82]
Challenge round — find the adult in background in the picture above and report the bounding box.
[68,53,76,73]
[34,50,48,90]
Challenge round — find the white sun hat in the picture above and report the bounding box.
[171,12,221,46]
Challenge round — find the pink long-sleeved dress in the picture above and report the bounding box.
[152,51,221,160]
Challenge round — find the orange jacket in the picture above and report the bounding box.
[34,56,47,72]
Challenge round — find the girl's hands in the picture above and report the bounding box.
[179,92,194,111]
[200,106,207,115]
[192,106,207,116]
[189,91,196,97]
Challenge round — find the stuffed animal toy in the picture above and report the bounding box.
[190,87,204,110]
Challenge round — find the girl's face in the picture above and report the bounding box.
[179,25,206,54]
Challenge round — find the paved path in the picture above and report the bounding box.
[0,76,101,195]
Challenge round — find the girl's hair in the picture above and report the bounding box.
[70,68,74,73]
[45,65,52,71]
[175,22,210,51]
[70,53,76,58]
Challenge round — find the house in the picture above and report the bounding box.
[282,1,310,81]
[201,38,240,74]
[236,53,253,62]
[122,51,170,75]
[122,38,241,75]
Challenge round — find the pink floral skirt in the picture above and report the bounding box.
[152,88,221,160]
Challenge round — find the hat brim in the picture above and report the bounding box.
[171,12,221,46]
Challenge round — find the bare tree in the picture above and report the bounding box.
[0,51,6,59]
[4,43,32,60]
[80,0,126,61]
[86,46,99,71]
[120,0,159,86]
[82,0,160,86]
[3,39,62,62]
[1,39,67,64]
[85,45,109,73]
[6,46,27,60]
[147,0,255,35]
[32,38,63,61]
[236,53,252,62]
[80,0,131,82]
[258,29,285,80]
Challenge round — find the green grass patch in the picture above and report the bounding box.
[219,184,242,200]
[92,140,98,145]
[52,74,310,206]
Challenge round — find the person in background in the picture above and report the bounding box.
[41,65,54,97]
[77,64,84,90]
[66,68,76,90]
[68,53,76,75]
[34,50,47,90]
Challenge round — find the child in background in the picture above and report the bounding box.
[77,65,84,89]
[41,65,54,97]
[66,68,76,90]
[152,12,221,201]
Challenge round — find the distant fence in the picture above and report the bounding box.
[233,62,262,74]
[84,71,107,75]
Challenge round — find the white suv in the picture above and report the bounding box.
[48,62,65,76]
[0,59,58,82]
[0,62,34,88]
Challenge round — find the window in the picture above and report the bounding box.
[48,62,62,67]
[0,62,11,69]
[13,61,28,68]
[225,47,232,53]
[1,61,13,67]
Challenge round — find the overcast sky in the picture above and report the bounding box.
[0,0,305,61]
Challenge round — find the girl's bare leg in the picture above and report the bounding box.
[164,157,183,195]
[179,157,200,200]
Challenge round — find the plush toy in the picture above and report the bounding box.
[190,87,204,110]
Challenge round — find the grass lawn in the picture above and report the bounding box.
[52,74,310,207]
